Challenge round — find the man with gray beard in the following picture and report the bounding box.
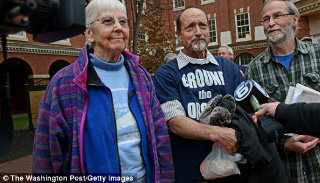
[153,6,245,182]
[245,0,320,182]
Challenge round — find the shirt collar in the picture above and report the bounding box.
[176,49,219,70]
[263,38,309,64]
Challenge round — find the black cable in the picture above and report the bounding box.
[0,35,14,157]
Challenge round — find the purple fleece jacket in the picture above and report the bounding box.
[33,45,174,182]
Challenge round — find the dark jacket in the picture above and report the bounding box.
[276,103,320,137]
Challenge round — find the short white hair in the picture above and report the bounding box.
[85,0,127,28]
[218,44,234,59]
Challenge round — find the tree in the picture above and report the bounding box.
[130,0,145,55]
[135,7,175,73]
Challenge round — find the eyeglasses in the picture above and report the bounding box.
[90,17,131,27]
[260,12,294,25]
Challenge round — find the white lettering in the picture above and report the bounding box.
[210,71,222,85]
[198,90,212,99]
[188,103,196,119]
[195,69,205,87]
[218,71,225,85]
[181,70,225,89]
[187,72,197,88]
[203,70,213,86]
[201,103,207,113]
[182,74,189,88]
[187,102,208,120]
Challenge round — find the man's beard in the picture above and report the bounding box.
[187,37,208,52]
[265,21,295,45]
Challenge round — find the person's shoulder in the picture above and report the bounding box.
[51,64,75,83]
[214,56,238,69]
[247,49,268,69]
[155,58,178,75]
[300,40,320,51]
[153,59,179,84]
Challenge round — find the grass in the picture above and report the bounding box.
[0,115,34,164]
[13,115,30,131]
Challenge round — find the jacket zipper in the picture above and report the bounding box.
[105,86,122,176]
[128,90,147,180]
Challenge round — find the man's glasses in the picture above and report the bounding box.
[260,12,294,25]
[90,17,131,27]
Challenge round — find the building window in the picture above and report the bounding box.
[235,12,251,42]
[50,38,71,46]
[138,32,147,42]
[236,53,253,65]
[7,31,28,41]
[173,0,185,10]
[208,18,217,44]
[201,0,215,5]
[135,0,146,14]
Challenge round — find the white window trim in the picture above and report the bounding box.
[208,42,218,46]
[135,1,146,14]
[208,17,218,46]
[138,32,148,42]
[173,0,185,11]
[235,12,252,43]
[201,0,215,5]
[174,21,179,45]
[7,31,28,41]
[50,38,71,46]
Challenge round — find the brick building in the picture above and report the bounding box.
[0,33,85,113]
[1,0,318,114]
[124,0,319,66]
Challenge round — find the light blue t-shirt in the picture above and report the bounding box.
[275,52,294,71]
[90,53,146,182]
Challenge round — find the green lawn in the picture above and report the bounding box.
[12,115,30,131]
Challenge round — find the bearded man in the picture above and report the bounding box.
[153,6,245,182]
[246,0,320,182]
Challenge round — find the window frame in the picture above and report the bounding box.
[235,53,253,66]
[201,0,215,5]
[173,0,185,11]
[235,12,252,42]
[208,17,218,46]
[50,38,71,46]
[7,31,28,41]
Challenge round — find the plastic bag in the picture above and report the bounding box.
[200,143,240,180]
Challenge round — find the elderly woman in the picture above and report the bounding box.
[32,0,174,182]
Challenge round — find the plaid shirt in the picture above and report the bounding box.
[246,39,320,183]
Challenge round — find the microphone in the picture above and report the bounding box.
[234,80,269,113]
[234,80,284,142]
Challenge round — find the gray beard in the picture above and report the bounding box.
[188,39,208,53]
[266,22,295,45]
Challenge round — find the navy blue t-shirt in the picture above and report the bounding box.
[154,56,244,182]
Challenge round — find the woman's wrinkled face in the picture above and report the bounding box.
[87,10,130,55]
